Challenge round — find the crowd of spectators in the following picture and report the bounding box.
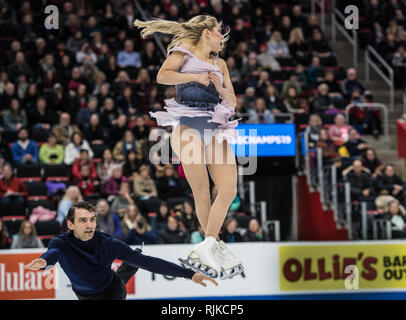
[304,111,406,239]
[0,0,397,247]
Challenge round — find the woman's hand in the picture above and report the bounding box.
[209,72,223,93]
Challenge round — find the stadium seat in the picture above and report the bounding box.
[2,216,26,236]
[16,163,42,182]
[90,143,109,161]
[35,220,61,246]
[0,201,26,218]
[43,164,69,182]
[24,181,48,200]
[31,128,49,143]
[27,199,55,216]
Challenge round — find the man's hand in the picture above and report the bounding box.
[24,258,47,271]
[191,272,218,287]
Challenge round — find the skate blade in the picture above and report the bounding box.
[178,257,218,279]
[220,264,244,280]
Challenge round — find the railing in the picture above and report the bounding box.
[311,0,326,32]
[331,8,358,70]
[132,0,167,56]
[365,46,395,111]
[403,89,406,117]
[343,102,390,145]
[360,202,392,240]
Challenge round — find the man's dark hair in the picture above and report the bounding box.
[66,201,96,224]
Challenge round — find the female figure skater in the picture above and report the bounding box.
[134,15,243,279]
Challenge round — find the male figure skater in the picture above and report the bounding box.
[25,201,217,300]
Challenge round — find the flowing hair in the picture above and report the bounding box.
[134,15,230,55]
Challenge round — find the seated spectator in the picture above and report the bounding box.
[241,53,260,87]
[122,149,142,183]
[28,96,55,132]
[151,202,169,235]
[305,114,323,149]
[308,28,332,58]
[95,199,123,239]
[115,85,139,117]
[103,166,127,200]
[343,160,375,207]
[288,27,309,65]
[73,163,99,197]
[307,56,324,85]
[0,163,27,207]
[321,70,342,95]
[340,68,365,99]
[57,186,83,226]
[392,45,406,88]
[113,129,143,163]
[242,87,257,110]
[72,149,97,181]
[349,90,381,138]
[64,132,94,166]
[156,164,187,201]
[316,128,339,166]
[265,85,285,114]
[247,97,275,123]
[3,98,27,133]
[383,200,406,239]
[133,115,150,141]
[110,181,135,218]
[279,15,292,41]
[121,204,144,237]
[191,224,205,244]
[256,70,272,97]
[181,200,199,232]
[257,43,281,71]
[0,219,10,249]
[100,97,119,132]
[97,148,120,184]
[52,112,81,146]
[117,39,141,68]
[11,221,44,249]
[329,114,357,147]
[378,32,397,63]
[108,113,128,147]
[243,218,270,242]
[39,133,64,165]
[133,165,157,200]
[281,74,302,98]
[157,215,189,244]
[284,87,305,113]
[362,148,383,178]
[267,31,290,58]
[341,128,370,158]
[376,164,406,205]
[76,97,99,132]
[123,205,157,245]
[11,127,38,164]
[295,64,308,87]
[84,113,105,145]
[311,83,336,115]
[220,217,242,243]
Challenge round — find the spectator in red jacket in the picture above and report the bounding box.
[73,163,99,197]
[0,163,27,206]
[72,149,97,181]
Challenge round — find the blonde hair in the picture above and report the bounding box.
[288,27,304,44]
[19,221,37,236]
[123,204,152,232]
[270,31,283,43]
[134,15,230,53]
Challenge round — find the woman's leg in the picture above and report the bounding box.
[205,137,238,238]
[170,124,212,233]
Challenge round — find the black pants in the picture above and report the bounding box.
[73,261,140,300]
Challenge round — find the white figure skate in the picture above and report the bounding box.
[179,236,221,279]
[213,241,244,280]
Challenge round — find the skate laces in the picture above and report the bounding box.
[216,242,237,260]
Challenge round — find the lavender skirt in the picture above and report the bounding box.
[149,97,239,146]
